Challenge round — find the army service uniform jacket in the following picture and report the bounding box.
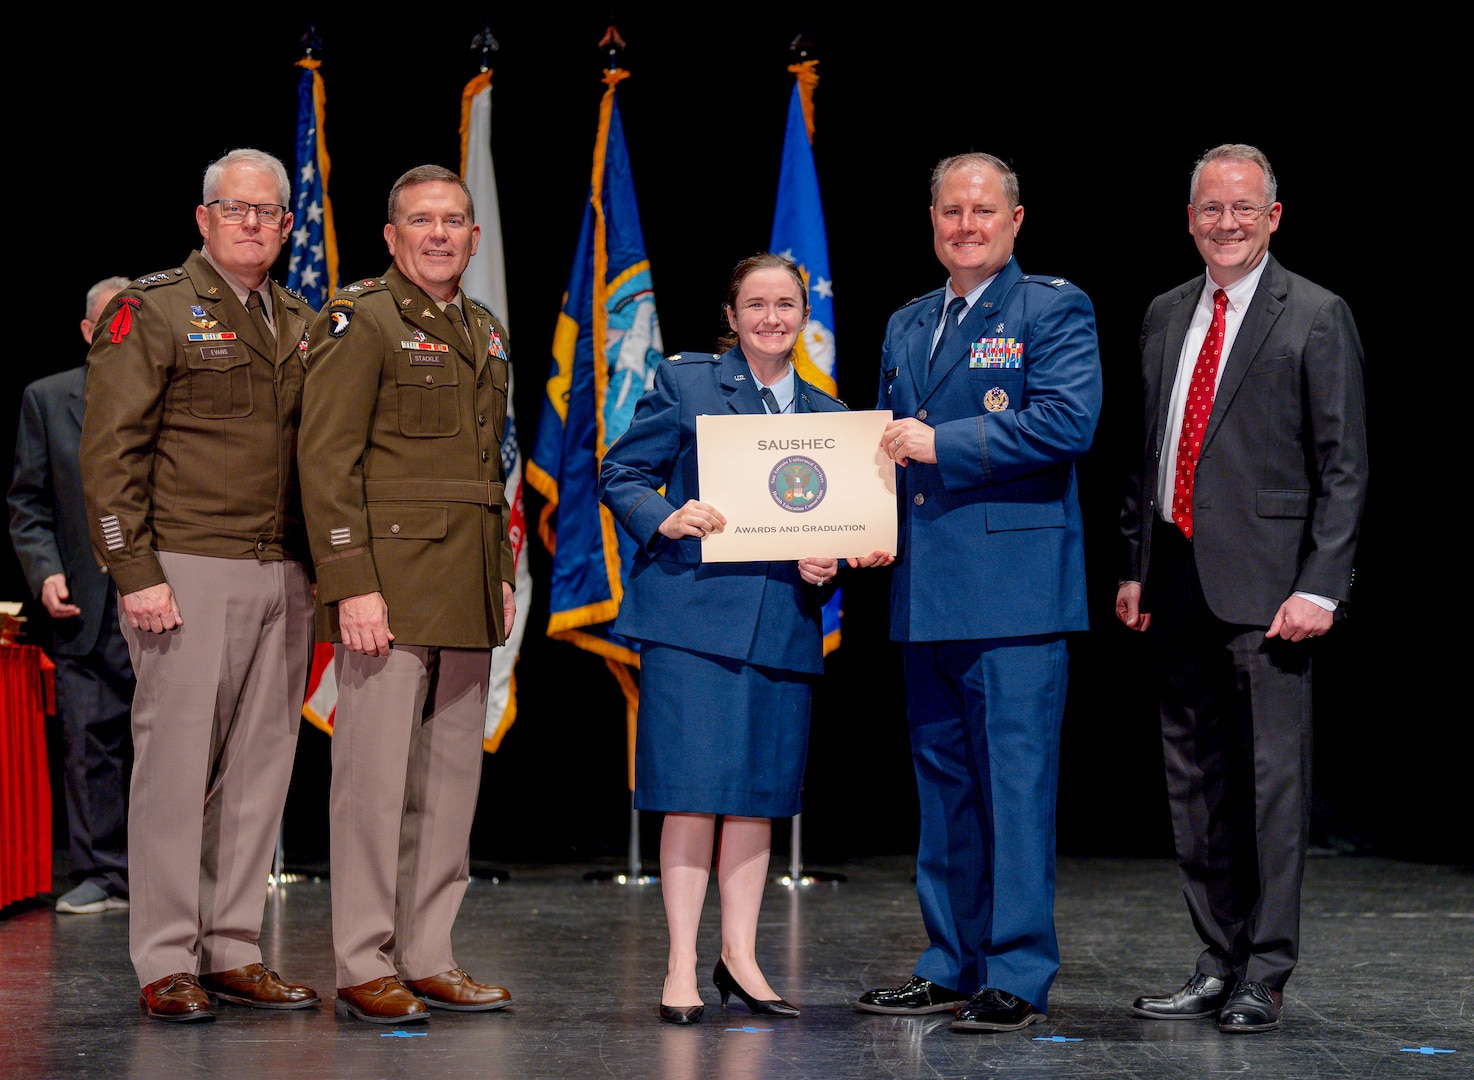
[299,267,514,649]
[80,250,315,593]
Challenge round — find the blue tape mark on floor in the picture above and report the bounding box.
[1033,1036,1084,1042]
[381,1030,429,1038]
[725,1026,772,1033]
[1400,1047,1455,1054]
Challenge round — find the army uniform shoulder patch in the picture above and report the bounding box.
[105,296,143,344]
[328,306,353,338]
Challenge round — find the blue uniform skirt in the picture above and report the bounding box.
[633,643,814,818]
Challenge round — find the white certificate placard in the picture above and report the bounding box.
[695,410,896,562]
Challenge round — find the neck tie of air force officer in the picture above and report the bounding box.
[930,295,968,371]
[759,386,783,414]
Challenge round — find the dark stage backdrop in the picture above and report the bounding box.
[6,15,1451,865]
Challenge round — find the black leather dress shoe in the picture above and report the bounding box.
[659,1003,704,1024]
[1217,980,1283,1033]
[1130,972,1230,1019]
[713,959,798,1018]
[950,988,1047,1032]
[856,976,968,1015]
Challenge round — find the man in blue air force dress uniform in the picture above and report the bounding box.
[856,153,1102,1034]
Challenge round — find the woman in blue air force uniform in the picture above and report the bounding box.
[599,254,880,1024]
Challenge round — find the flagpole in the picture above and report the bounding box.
[526,25,659,885]
[459,26,520,882]
[768,37,847,889]
[276,24,339,888]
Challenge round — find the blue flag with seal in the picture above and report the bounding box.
[770,59,842,653]
[286,56,338,311]
[526,68,663,774]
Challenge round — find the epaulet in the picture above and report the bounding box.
[336,277,391,296]
[464,295,497,319]
[804,383,847,408]
[1019,275,1072,289]
[669,352,721,363]
[281,284,311,304]
[135,267,186,288]
[897,289,943,313]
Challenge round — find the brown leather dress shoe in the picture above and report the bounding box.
[335,976,429,1024]
[200,963,321,1009]
[404,968,512,1011]
[140,972,215,1023]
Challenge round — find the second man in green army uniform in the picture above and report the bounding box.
[298,164,516,1024]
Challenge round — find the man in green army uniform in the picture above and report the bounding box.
[299,164,516,1024]
[81,148,320,1023]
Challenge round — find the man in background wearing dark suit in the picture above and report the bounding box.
[1117,143,1368,1033]
[9,276,135,915]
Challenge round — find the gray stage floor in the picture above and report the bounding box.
[1,853,1469,1079]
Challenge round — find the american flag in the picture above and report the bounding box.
[286,56,338,310]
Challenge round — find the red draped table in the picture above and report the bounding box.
[1,644,54,909]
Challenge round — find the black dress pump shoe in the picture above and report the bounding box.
[659,1003,704,1025]
[713,959,799,1018]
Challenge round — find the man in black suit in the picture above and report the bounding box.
[1116,144,1367,1034]
[8,276,136,914]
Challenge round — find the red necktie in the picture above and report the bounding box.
[1171,288,1228,539]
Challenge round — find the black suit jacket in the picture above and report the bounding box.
[1121,254,1368,625]
[8,365,114,655]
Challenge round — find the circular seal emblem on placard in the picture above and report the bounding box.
[769,456,828,513]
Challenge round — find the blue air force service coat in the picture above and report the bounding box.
[599,348,845,674]
[880,257,1102,642]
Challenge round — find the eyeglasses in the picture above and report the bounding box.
[1193,202,1271,224]
[207,199,288,226]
